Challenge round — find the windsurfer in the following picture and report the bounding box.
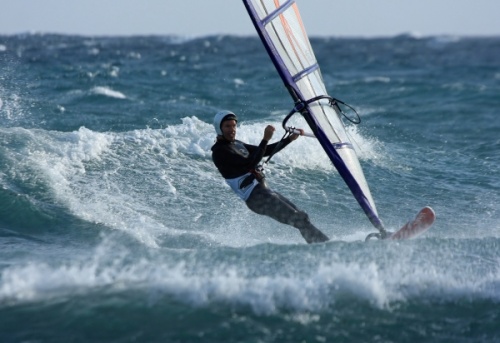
[211,110,329,244]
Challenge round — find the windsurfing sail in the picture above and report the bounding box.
[242,0,385,233]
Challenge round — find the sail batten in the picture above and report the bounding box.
[261,0,295,26]
[292,63,319,82]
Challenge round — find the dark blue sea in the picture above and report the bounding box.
[1,32,499,342]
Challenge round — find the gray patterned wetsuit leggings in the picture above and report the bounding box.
[245,184,329,244]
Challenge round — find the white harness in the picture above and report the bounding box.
[225,172,259,201]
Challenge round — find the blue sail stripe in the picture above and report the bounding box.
[292,63,319,82]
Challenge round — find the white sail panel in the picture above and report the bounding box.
[244,0,380,222]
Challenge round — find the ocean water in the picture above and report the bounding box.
[1,32,499,342]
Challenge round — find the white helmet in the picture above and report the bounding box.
[213,110,238,135]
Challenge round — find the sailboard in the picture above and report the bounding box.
[242,0,389,237]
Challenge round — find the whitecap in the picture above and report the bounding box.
[90,86,126,99]
[109,66,120,78]
[88,48,100,56]
[233,78,245,87]
[364,76,391,83]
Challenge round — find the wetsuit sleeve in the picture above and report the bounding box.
[245,136,293,166]
[263,137,292,156]
[244,140,269,169]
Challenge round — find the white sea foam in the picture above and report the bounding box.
[429,35,461,46]
[364,76,391,83]
[233,78,245,87]
[0,254,397,310]
[88,48,100,56]
[0,92,25,121]
[1,241,498,313]
[90,86,126,99]
[17,127,168,247]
